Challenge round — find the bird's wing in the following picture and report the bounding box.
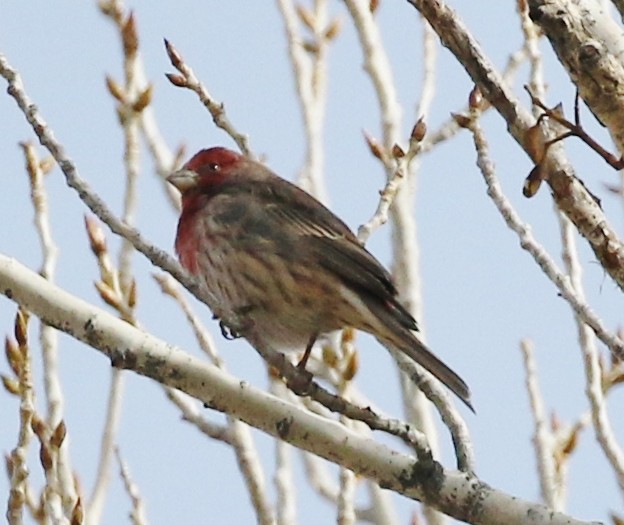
[213,176,418,331]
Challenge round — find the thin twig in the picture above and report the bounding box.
[166,389,231,443]
[163,39,252,157]
[527,88,624,170]
[346,2,472,491]
[520,339,558,508]
[422,43,529,151]
[6,310,36,525]
[337,380,356,525]
[464,111,624,360]
[357,145,420,243]
[88,369,125,523]
[115,447,148,525]
[415,20,437,120]
[517,0,545,109]
[301,453,339,503]
[558,213,624,492]
[276,0,331,200]
[516,3,563,509]
[153,273,222,365]
[89,5,145,520]
[392,350,475,472]
[21,142,77,509]
[155,275,275,523]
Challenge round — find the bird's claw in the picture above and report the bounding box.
[219,320,240,340]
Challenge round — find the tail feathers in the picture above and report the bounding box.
[382,334,474,412]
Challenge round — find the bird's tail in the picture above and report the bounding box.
[382,332,474,412]
[398,333,474,412]
[357,295,473,410]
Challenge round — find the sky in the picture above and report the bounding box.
[1,1,623,524]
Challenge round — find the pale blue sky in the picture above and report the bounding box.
[1,2,622,524]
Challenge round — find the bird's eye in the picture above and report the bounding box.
[208,163,220,172]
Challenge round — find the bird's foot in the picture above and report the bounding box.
[286,365,314,396]
[218,320,240,340]
[214,304,256,340]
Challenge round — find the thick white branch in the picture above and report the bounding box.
[0,254,601,525]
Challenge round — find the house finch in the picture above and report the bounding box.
[168,147,472,410]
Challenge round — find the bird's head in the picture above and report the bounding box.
[167,147,244,196]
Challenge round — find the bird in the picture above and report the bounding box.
[167,146,472,410]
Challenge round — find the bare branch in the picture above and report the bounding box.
[115,447,148,525]
[406,0,624,293]
[463,110,624,361]
[345,2,455,490]
[88,369,124,523]
[165,389,231,443]
[521,339,559,509]
[276,0,332,200]
[163,39,252,157]
[528,0,624,153]
[6,309,35,525]
[20,142,76,506]
[558,214,624,492]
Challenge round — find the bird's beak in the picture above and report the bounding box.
[167,169,198,193]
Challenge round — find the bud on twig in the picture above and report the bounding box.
[391,144,405,159]
[410,117,427,143]
[324,19,341,41]
[322,344,338,368]
[40,442,53,471]
[95,281,121,309]
[302,40,320,54]
[342,350,359,382]
[14,309,28,348]
[164,38,184,70]
[39,156,55,175]
[132,84,153,112]
[1,375,19,395]
[128,278,138,308]
[451,112,471,129]
[561,425,580,456]
[363,130,385,160]
[31,415,47,439]
[165,73,187,88]
[84,215,107,257]
[296,5,316,30]
[105,75,126,103]
[469,85,483,111]
[51,421,67,449]
[122,12,139,57]
[71,497,84,525]
[5,337,22,376]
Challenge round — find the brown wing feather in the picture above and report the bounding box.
[212,168,419,331]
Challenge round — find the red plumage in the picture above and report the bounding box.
[168,147,472,410]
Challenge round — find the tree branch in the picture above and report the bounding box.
[0,254,601,525]
[405,0,624,293]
